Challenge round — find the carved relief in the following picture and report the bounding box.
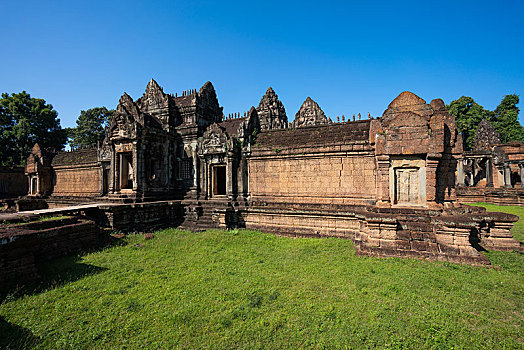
[201,123,228,154]
[107,93,141,140]
[256,87,288,130]
[474,119,500,151]
[292,97,329,128]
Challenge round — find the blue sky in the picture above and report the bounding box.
[1,0,523,127]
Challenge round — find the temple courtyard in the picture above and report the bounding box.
[1,203,522,349]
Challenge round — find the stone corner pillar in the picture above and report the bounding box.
[426,154,441,203]
[519,163,524,188]
[457,157,465,186]
[132,142,139,192]
[503,163,512,188]
[375,155,390,205]
[486,158,494,187]
[226,153,234,200]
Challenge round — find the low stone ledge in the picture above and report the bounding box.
[238,201,520,266]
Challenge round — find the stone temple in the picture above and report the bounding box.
[9,79,523,267]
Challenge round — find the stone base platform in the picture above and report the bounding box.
[456,186,524,206]
[233,202,521,266]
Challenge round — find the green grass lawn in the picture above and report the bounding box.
[1,205,523,349]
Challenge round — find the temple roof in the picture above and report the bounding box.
[219,118,246,137]
[255,120,370,149]
[51,148,98,166]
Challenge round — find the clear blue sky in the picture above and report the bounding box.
[2,0,523,128]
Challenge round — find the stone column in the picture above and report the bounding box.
[192,146,198,189]
[520,163,524,188]
[238,153,245,198]
[471,159,476,187]
[486,158,493,187]
[457,158,465,186]
[165,143,170,190]
[207,162,212,198]
[226,153,234,200]
[132,142,138,192]
[99,165,104,196]
[118,152,123,192]
[426,154,440,203]
[503,163,512,188]
[375,155,390,206]
[198,156,203,198]
[109,148,115,193]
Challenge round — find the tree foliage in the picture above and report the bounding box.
[447,96,493,150]
[447,94,523,150]
[0,91,67,166]
[69,107,114,149]
[491,94,523,144]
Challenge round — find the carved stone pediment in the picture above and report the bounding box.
[197,81,223,123]
[139,79,169,113]
[107,93,141,140]
[98,139,112,162]
[292,97,329,128]
[493,146,509,166]
[201,123,228,154]
[474,119,500,151]
[115,92,140,117]
[257,87,288,130]
[109,112,138,139]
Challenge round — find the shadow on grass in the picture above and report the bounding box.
[0,315,41,349]
[0,234,128,304]
[0,255,108,304]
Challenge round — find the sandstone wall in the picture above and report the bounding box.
[52,165,101,197]
[249,154,376,205]
[51,148,100,198]
[248,121,375,205]
[0,167,27,198]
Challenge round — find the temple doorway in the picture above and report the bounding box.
[102,168,110,195]
[118,152,134,190]
[30,176,38,195]
[394,167,420,204]
[212,165,226,196]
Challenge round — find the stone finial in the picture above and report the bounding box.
[358,113,361,121]
[257,87,288,130]
[474,119,501,151]
[291,97,329,128]
[342,115,345,122]
[368,112,370,119]
[145,78,163,95]
[337,116,340,123]
[116,92,139,116]
[353,114,355,122]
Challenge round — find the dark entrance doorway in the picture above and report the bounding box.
[212,165,226,196]
[102,168,110,195]
[118,152,133,190]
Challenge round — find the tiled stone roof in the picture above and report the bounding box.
[51,148,98,166]
[255,120,370,149]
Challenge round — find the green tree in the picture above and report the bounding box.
[0,91,67,166]
[491,94,523,144]
[447,96,493,150]
[69,107,114,149]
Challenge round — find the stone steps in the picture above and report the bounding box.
[178,199,231,231]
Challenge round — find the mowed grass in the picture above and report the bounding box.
[0,206,522,349]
